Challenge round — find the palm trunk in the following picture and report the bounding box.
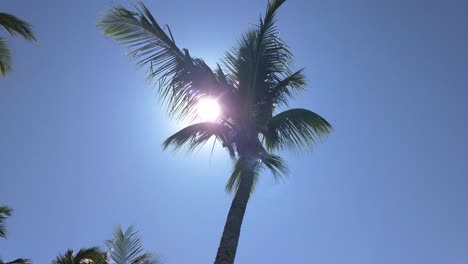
[214,172,254,264]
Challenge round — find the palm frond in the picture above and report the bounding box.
[225,153,288,193]
[0,13,37,42]
[163,122,235,157]
[105,226,142,264]
[3,258,31,264]
[254,69,306,125]
[106,226,162,264]
[0,205,12,239]
[53,247,105,264]
[252,0,292,98]
[51,250,74,264]
[225,155,260,194]
[264,108,332,151]
[221,0,292,119]
[98,1,226,122]
[131,253,163,264]
[224,30,257,97]
[0,37,12,77]
[268,69,306,107]
[261,154,288,182]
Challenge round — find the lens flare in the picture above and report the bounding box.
[198,98,221,122]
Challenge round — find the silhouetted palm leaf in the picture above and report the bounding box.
[0,13,36,41]
[264,108,332,151]
[98,2,229,122]
[0,258,32,264]
[225,153,288,193]
[0,13,37,77]
[0,38,12,76]
[0,205,13,239]
[163,122,236,157]
[105,226,162,264]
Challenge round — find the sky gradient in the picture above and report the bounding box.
[1,0,468,263]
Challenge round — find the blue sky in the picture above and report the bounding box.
[1,0,467,263]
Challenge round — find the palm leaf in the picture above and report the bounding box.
[0,37,12,77]
[254,69,306,125]
[252,0,292,98]
[225,155,259,194]
[98,1,226,122]
[0,13,37,42]
[1,258,31,264]
[106,226,162,264]
[74,247,106,264]
[225,153,287,193]
[163,122,235,157]
[221,0,292,122]
[131,253,162,264]
[106,226,143,264]
[264,108,332,151]
[261,154,289,182]
[52,247,104,264]
[267,69,306,107]
[51,250,74,264]
[0,205,13,239]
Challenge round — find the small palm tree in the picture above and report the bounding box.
[0,12,37,77]
[0,205,13,239]
[105,226,162,264]
[0,258,31,264]
[98,0,332,263]
[52,247,106,264]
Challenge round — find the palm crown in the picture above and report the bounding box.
[98,0,332,262]
[52,247,106,264]
[98,0,332,191]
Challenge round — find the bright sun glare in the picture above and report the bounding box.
[198,98,221,122]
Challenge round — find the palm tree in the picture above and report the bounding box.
[0,258,31,264]
[105,226,162,264]
[98,0,332,263]
[0,205,13,239]
[0,12,37,77]
[52,247,106,264]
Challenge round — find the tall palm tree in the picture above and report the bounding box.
[105,226,162,264]
[0,12,37,77]
[0,258,31,264]
[52,247,106,264]
[98,0,332,263]
[0,205,13,239]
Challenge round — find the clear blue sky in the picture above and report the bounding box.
[1,0,467,263]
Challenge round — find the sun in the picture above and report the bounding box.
[198,98,221,122]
